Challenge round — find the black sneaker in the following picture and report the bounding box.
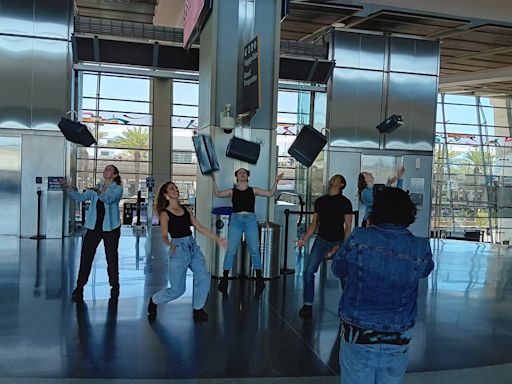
[147,297,157,321]
[298,304,313,319]
[193,308,209,322]
[71,287,84,302]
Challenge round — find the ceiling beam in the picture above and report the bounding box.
[441,46,512,64]
[440,66,512,88]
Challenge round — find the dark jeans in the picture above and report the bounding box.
[76,226,121,289]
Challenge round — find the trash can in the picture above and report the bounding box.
[244,221,281,279]
[211,206,240,278]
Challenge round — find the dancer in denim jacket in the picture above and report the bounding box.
[297,174,353,319]
[147,181,226,322]
[60,164,123,302]
[332,187,433,384]
[211,168,283,293]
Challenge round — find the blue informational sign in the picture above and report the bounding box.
[48,177,63,191]
[146,176,155,189]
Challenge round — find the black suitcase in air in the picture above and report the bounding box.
[192,134,220,175]
[288,125,327,167]
[226,136,261,164]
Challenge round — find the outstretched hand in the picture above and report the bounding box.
[59,178,71,189]
[275,172,284,183]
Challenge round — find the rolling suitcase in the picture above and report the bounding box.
[225,136,261,164]
[287,125,327,167]
[192,134,220,175]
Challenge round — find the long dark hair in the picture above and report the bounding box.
[108,164,122,185]
[357,173,366,201]
[155,181,175,215]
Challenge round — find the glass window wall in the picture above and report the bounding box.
[432,94,512,243]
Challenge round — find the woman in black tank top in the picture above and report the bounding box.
[211,168,283,293]
[147,181,226,323]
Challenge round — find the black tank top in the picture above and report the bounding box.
[232,187,255,213]
[165,208,192,238]
[94,200,105,231]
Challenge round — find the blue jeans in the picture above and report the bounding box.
[340,338,409,384]
[223,213,262,270]
[303,236,342,305]
[153,236,211,310]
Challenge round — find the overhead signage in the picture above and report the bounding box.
[241,36,261,115]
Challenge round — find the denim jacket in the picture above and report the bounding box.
[67,182,123,232]
[332,224,433,332]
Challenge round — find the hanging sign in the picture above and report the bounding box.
[241,36,261,116]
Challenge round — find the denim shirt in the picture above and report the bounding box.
[67,183,123,232]
[332,224,433,332]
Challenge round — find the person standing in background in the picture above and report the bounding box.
[211,168,283,293]
[358,166,405,227]
[297,174,353,319]
[61,164,123,302]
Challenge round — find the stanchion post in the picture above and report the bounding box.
[136,190,142,226]
[30,189,46,240]
[281,208,295,274]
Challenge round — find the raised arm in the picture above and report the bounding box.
[211,174,232,198]
[187,207,227,248]
[98,183,123,204]
[59,178,96,202]
[253,172,284,197]
[297,212,319,249]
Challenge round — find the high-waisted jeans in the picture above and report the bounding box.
[223,213,262,270]
[152,236,211,310]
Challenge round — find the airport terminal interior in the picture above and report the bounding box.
[1,0,512,383]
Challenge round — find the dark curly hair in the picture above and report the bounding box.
[370,187,416,227]
[155,181,176,215]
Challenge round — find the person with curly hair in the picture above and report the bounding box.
[147,181,226,322]
[332,187,433,384]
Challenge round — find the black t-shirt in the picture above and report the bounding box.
[232,187,255,213]
[165,208,193,239]
[314,193,353,241]
[94,200,105,231]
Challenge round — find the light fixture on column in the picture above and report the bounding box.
[220,104,236,133]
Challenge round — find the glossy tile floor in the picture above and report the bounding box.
[1,228,511,383]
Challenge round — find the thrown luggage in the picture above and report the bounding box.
[226,136,260,164]
[192,134,220,175]
[287,125,327,167]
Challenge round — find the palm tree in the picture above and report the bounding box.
[110,126,149,188]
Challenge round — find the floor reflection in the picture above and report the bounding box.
[0,233,510,379]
